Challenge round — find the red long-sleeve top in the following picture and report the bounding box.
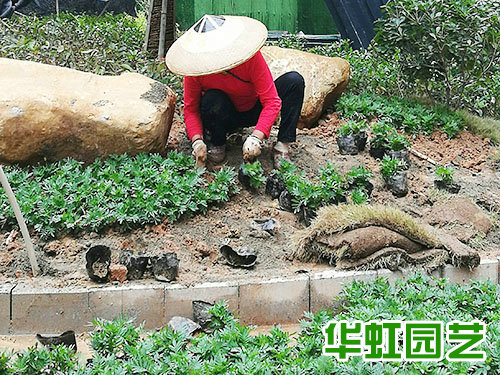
[183,51,282,140]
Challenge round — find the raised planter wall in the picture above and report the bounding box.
[1,259,498,334]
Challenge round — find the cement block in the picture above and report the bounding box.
[122,284,165,330]
[165,282,238,322]
[239,276,309,325]
[88,286,123,323]
[376,268,442,285]
[442,259,498,285]
[310,270,377,313]
[11,285,91,334]
[0,283,14,334]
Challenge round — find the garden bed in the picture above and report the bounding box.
[0,109,498,288]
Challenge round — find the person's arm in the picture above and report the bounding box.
[249,51,282,139]
[183,76,204,142]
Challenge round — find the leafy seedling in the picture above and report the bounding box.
[380,156,408,197]
[238,161,266,190]
[434,165,460,193]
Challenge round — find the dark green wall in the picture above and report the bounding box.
[175,0,337,34]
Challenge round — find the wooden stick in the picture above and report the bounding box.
[98,0,112,17]
[0,166,40,276]
[56,0,59,17]
[158,0,168,59]
[410,148,438,165]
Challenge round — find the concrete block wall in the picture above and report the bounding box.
[1,259,498,335]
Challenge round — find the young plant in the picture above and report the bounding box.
[388,132,411,151]
[380,156,407,179]
[337,120,366,137]
[239,161,266,189]
[345,165,373,190]
[350,189,368,205]
[370,120,396,149]
[435,165,455,185]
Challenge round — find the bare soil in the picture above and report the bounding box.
[0,109,499,287]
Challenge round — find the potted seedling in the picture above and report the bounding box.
[434,165,460,193]
[291,180,322,226]
[345,165,374,196]
[386,133,411,166]
[318,163,347,205]
[336,120,368,155]
[369,121,395,159]
[265,170,287,199]
[238,161,266,190]
[380,156,408,197]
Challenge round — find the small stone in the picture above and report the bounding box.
[109,264,128,283]
[14,270,23,278]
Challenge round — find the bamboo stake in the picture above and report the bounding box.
[410,148,438,165]
[0,165,40,276]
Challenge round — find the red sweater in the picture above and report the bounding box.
[183,51,282,140]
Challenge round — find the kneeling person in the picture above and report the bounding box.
[166,15,305,168]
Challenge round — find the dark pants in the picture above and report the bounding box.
[200,71,305,146]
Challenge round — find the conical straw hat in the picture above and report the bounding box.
[165,15,268,76]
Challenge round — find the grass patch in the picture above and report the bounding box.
[461,111,500,144]
[0,152,238,238]
[1,275,499,374]
[292,204,439,262]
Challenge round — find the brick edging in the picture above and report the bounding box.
[1,259,498,335]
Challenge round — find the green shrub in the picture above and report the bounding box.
[0,13,183,101]
[350,189,368,205]
[388,132,411,151]
[240,161,266,189]
[375,0,500,118]
[0,152,238,238]
[90,316,141,356]
[9,345,77,375]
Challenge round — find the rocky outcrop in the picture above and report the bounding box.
[0,58,176,164]
[261,46,350,129]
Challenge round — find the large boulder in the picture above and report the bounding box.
[261,46,350,129]
[0,58,176,164]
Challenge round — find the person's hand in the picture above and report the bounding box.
[242,134,262,162]
[192,139,207,168]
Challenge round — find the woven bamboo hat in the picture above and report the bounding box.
[165,15,268,76]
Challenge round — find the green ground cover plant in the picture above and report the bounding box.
[277,161,372,212]
[1,274,498,374]
[239,161,266,189]
[337,92,465,137]
[0,152,238,238]
[337,120,367,137]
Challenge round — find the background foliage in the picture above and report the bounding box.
[375,0,499,118]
